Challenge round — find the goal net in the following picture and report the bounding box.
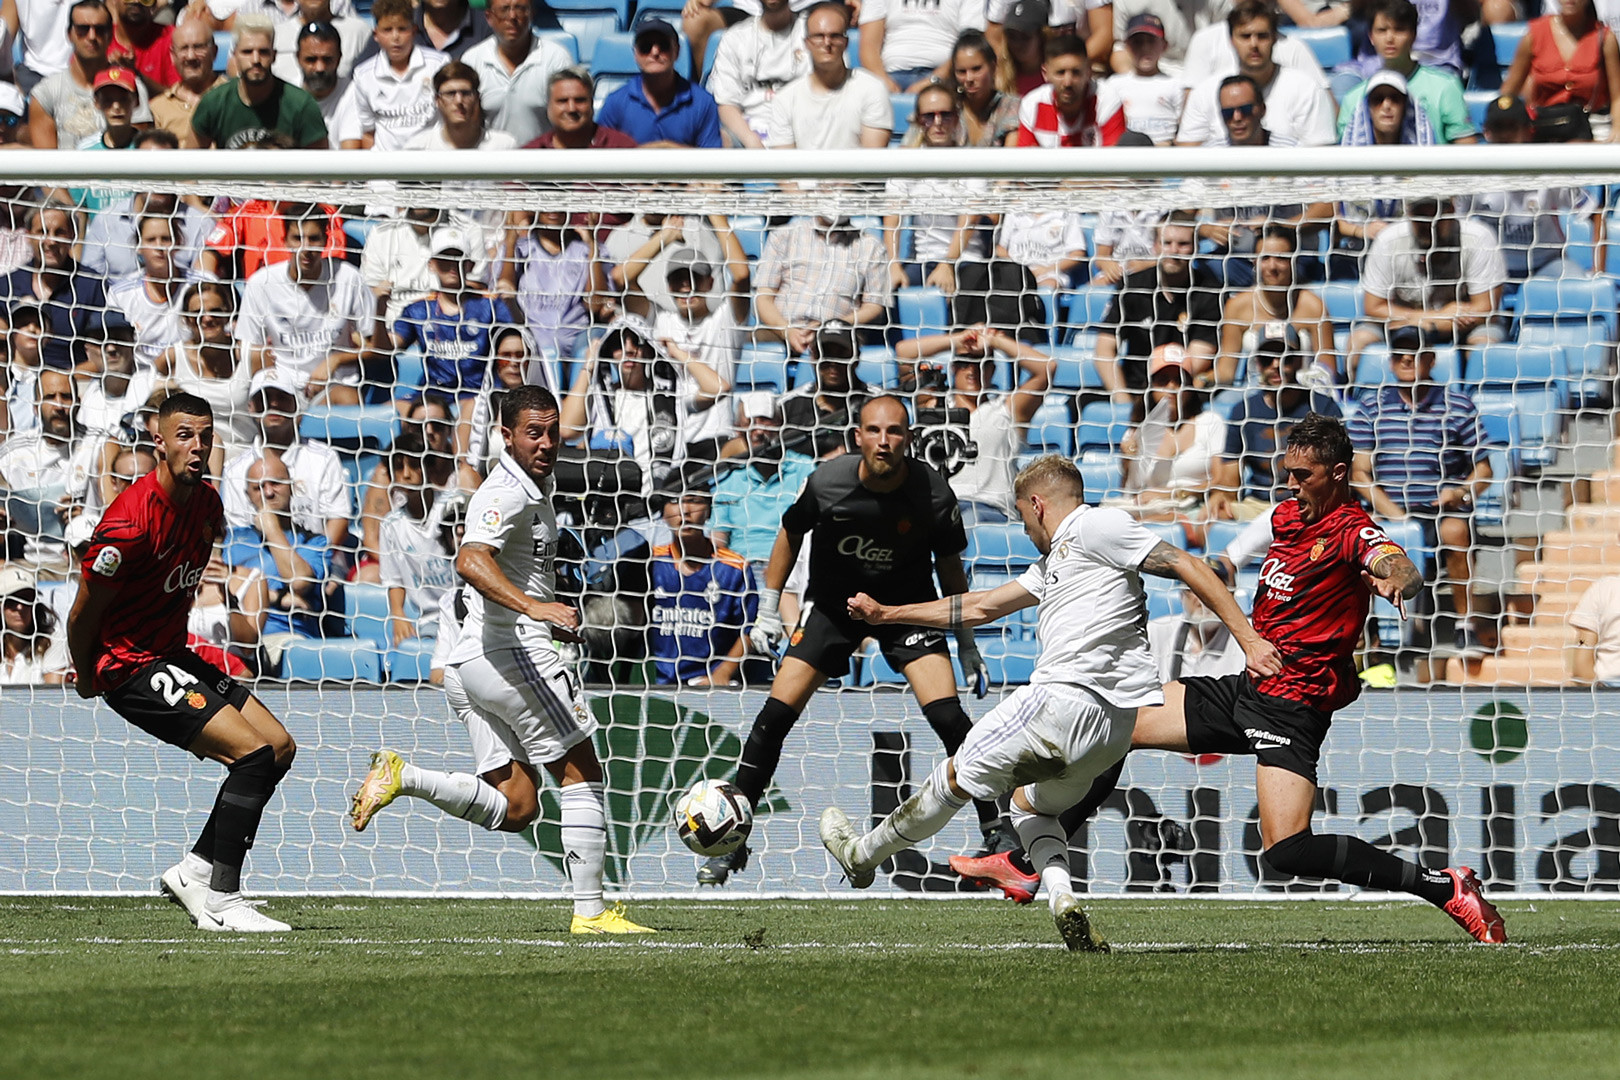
[0,146,1616,899]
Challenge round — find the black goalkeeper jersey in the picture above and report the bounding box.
[781,454,967,609]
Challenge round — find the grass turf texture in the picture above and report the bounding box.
[3,897,1618,1079]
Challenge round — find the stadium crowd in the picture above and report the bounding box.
[0,0,1616,687]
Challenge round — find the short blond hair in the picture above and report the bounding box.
[234,14,275,48]
[1014,454,1086,502]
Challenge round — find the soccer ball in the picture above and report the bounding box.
[674,779,753,857]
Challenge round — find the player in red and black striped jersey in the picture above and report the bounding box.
[953,414,1508,942]
[67,392,298,934]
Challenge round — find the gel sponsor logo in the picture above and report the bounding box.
[164,561,206,594]
[1258,557,1297,600]
[837,534,896,566]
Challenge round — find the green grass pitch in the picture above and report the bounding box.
[4,896,1618,1079]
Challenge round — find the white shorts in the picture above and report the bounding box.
[954,681,1134,815]
[448,646,596,773]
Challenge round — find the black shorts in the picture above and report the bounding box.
[104,651,251,755]
[785,602,949,679]
[1181,673,1332,784]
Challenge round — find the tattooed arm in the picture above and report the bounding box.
[847,581,1038,630]
[1139,541,1283,678]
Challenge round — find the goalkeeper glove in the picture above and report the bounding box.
[750,588,785,655]
[956,629,989,699]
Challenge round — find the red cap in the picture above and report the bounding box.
[92,67,138,95]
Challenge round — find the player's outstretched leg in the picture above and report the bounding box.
[820,759,967,888]
[351,749,510,832]
[548,744,652,935]
[1008,797,1108,953]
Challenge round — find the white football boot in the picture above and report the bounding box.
[197,893,291,933]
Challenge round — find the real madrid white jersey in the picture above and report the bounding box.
[1014,504,1165,708]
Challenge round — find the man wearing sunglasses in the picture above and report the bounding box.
[597,16,722,148]
[1174,0,1334,147]
[29,0,152,150]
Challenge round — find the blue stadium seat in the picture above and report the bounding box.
[967,522,1041,569]
[589,31,639,77]
[897,286,950,339]
[1472,343,1565,396]
[345,583,394,649]
[864,649,910,685]
[1061,285,1116,342]
[213,31,231,72]
[537,30,581,62]
[1318,281,1364,325]
[550,0,632,26]
[280,639,384,682]
[735,341,794,390]
[1144,575,1182,620]
[1075,400,1132,451]
[1047,344,1103,390]
[1352,344,1456,392]
[557,12,621,61]
[1280,26,1351,69]
[856,345,895,388]
[1378,517,1431,579]
[385,638,437,682]
[1026,400,1075,456]
[1519,274,1618,340]
[299,404,399,448]
[1204,518,1247,560]
[1464,90,1496,131]
[980,637,1039,685]
[1140,520,1189,551]
[1077,449,1124,503]
[594,74,631,109]
[890,93,916,137]
[731,214,769,259]
[1493,21,1528,68]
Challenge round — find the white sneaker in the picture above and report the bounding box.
[159,863,209,925]
[1052,893,1109,953]
[198,894,291,933]
[818,807,874,889]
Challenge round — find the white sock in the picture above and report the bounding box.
[181,851,212,878]
[853,761,966,871]
[399,763,508,831]
[1010,798,1074,907]
[560,782,607,918]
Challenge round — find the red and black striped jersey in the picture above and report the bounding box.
[79,472,224,693]
[1250,498,1405,712]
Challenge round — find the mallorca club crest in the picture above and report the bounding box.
[1309,538,1327,562]
[184,691,208,710]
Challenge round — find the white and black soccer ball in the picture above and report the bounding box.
[674,779,753,858]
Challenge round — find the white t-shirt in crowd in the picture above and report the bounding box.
[1180,22,1331,90]
[706,14,811,140]
[108,277,193,371]
[1147,612,1247,682]
[885,176,990,263]
[951,397,1019,515]
[653,304,741,447]
[350,45,449,152]
[1361,218,1507,307]
[272,15,372,84]
[1177,64,1336,146]
[236,258,371,392]
[859,0,984,73]
[462,33,574,147]
[1571,575,1620,684]
[766,67,892,149]
[0,632,69,684]
[360,217,438,330]
[378,504,457,633]
[16,0,73,77]
[308,80,363,145]
[222,438,354,534]
[1013,503,1166,707]
[1096,72,1185,143]
[1094,207,1161,261]
[987,0,1102,25]
[999,210,1088,270]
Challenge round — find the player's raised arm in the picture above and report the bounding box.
[66,574,118,698]
[849,580,1038,630]
[1139,540,1283,678]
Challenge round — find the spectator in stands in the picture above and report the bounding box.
[626,236,752,462]
[606,211,723,320]
[272,0,370,84]
[293,21,361,146]
[647,478,758,687]
[0,188,29,276]
[1110,0,1225,76]
[358,396,459,581]
[1215,223,1336,386]
[29,0,153,149]
[1349,325,1497,655]
[362,204,442,348]
[597,17,722,149]
[2,304,46,438]
[224,453,337,649]
[1502,0,1620,141]
[201,193,345,281]
[941,30,1021,148]
[499,207,608,357]
[899,326,1056,522]
[707,0,811,149]
[780,321,872,457]
[1091,141,1160,285]
[1347,196,1506,383]
[407,61,514,155]
[378,430,459,647]
[1175,1,1336,147]
[1569,565,1620,684]
[560,314,686,496]
[1181,0,1337,89]
[191,15,328,148]
[1017,34,1126,146]
[189,544,267,677]
[884,84,990,292]
[76,323,155,502]
[106,213,192,370]
[108,0,175,91]
[4,0,74,97]
[1097,14,1184,144]
[996,0,1058,96]
[994,204,1091,290]
[859,0,984,93]
[1334,0,1476,145]
[522,67,637,147]
[149,18,221,147]
[392,224,516,457]
[1115,343,1225,522]
[1339,68,1437,147]
[1095,210,1222,400]
[756,215,890,355]
[237,203,371,404]
[83,184,212,280]
[461,0,572,147]
[1207,324,1342,521]
[461,325,546,479]
[0,203,107,371]
[711,401,817,573]
[0,87,28,150]
[0,368,94,567]
[1462,94,1605,280]
[162,281,253,471]
[223,367,355,569]
[355,0,490,65]
[350,0,449,151]
[683,0,815,85]
[766,1,891,149]
[0,567,69,683]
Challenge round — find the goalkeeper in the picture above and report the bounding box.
[700,395,1013,885]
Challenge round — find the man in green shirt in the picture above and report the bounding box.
[1335,0,1478,145]
[191,15,329,149]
